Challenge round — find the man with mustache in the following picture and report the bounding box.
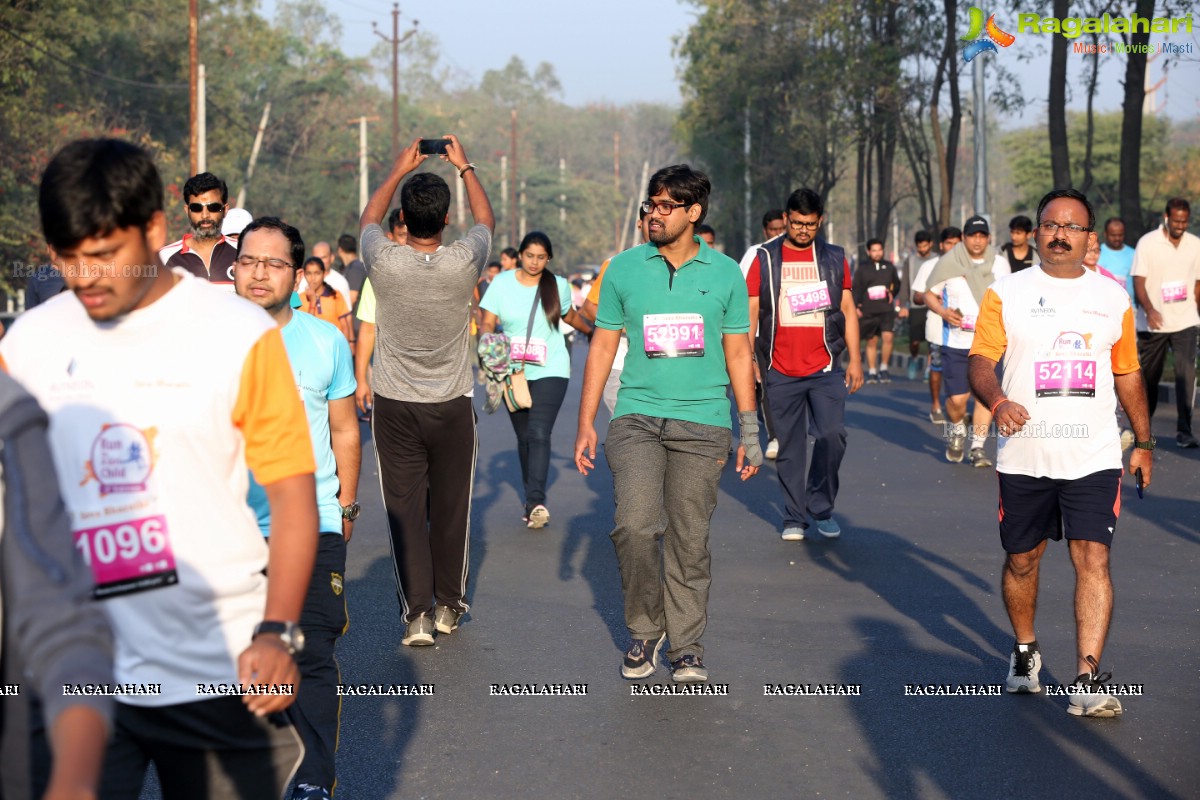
[968,188,1152,716]
[159,172,238,291]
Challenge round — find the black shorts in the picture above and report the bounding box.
[859,310,896,339]
[928,343,943,372]
[908,307,929,343]
[941,346,970,395]
[997,468,1122,554]
[99,697,301,799]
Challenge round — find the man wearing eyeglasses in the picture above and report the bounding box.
[924,214,1011,467]
[235,217,359,800]
[743,188,861,542]
[159,172,239,291]
[576,164,760,685]
[968,188,1152,716]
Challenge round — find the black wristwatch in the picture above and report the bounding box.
[341,501,361,521]
[1133,436,1156,451]
[252,621,305,655]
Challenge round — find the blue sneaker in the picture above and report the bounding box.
[813,518,841,539]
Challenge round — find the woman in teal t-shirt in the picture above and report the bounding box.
[480,232,592,529]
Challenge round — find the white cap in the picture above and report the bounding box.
[222,207,254,237]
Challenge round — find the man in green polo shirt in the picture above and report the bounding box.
[575,164,761,685]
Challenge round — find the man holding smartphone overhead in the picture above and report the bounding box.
[359,136,494,647]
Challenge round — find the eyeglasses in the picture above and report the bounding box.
[188,202,225,214]
[1038,221,1090,236]
[641,200,689,216]
[787,219,821,230]
[234,255,294,272]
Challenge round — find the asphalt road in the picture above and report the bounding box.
[149,341,1200,799]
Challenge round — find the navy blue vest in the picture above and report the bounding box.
[754,235,848,374]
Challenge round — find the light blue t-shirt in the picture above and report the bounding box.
[1099,243,1136,298]
[248,310,357,536]
[479,269,573,380]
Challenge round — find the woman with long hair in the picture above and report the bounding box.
[480,231,592,528]
[299,256,354,342]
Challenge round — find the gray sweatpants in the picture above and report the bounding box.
[605,413,731,662]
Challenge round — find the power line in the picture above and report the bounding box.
[0,24,187,90]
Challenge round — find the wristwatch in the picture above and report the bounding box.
[342,501,361,521]
[1133,436,1156,451]
[252,621,305,655]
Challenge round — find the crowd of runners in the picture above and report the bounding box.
[0,132,1195,800]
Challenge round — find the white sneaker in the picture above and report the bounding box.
[1005,643,1042,693]
[780,526,806,541]
[1066,656,1123,717]
[527,505,550,529]
[765,439,779,459]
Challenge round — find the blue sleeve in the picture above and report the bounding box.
[479,274,503,316]
[558,277,572,312]
[327,332,357,400]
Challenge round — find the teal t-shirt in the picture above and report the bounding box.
[596,237,750,428]
[479,269,573,380]
[247,310,357,536]
[1098,243,1136,298]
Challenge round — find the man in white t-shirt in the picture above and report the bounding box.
[911,227,962,424]
[924,215,1011,466]
[1131,197,1200,448]
[2,138,318,798]
[969,188,1152,717]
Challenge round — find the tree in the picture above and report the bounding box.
[1047,0,1072,188]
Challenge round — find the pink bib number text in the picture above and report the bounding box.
[74,514,178,599]
[786,284,832,315]
[1034,360,1096,398]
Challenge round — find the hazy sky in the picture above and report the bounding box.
[261,1,1198,125]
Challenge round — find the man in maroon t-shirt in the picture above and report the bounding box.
[747,188,863,541]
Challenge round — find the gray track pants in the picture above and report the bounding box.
[605,413,731,662]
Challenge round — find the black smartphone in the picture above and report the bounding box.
[419,138,450,155]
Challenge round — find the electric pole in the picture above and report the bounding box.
[373,5,418,159]
[510,109,518,250]
[348,116,380,213]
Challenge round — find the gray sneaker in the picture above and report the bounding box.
[946,432,966,463]
[780,526,806,542]
[622,633,666,680]
[433,604,463,634]
[929,408,946,424]
[671,654,709,684]
[1005,643,1042,693]
[1067,657,1123,717]
[969,447,993,468]
[401,613,435,646]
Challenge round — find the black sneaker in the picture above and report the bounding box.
[1067,656,1123,717]
[291,785,332,800]
[621,633,666,679]
[879,369,891,384]
[670,654,709,683]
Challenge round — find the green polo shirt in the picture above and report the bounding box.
[596,236,750,428]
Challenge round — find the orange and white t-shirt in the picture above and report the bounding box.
[0,270,315,705]
[970,266,1139,480]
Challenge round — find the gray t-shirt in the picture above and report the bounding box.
[361,223,492,403]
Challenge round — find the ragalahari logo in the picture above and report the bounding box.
[961,7,1016,62]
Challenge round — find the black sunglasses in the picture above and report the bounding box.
[188,202,224,213]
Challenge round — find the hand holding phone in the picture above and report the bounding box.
[419,138,450,155]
